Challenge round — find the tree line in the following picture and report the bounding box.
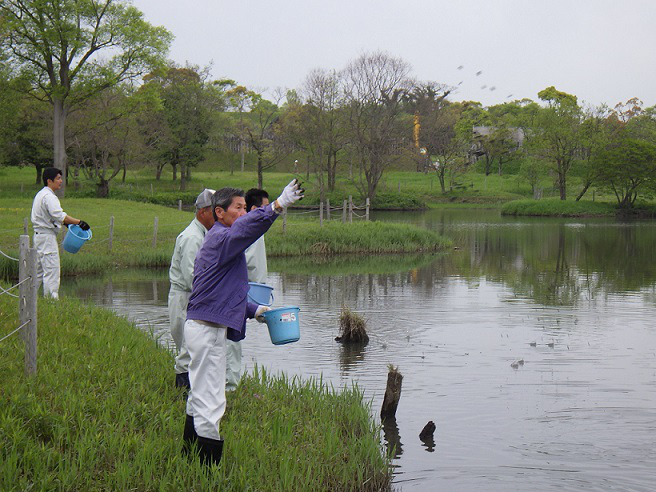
[1,0,655,208]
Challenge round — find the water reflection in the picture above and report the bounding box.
[382,417,403,459]
[60,209,656,491]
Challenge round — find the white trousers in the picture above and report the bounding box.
[225,340,242,391]
[184,319,227,440]
[34,233,60,299]
[167,289,191,374]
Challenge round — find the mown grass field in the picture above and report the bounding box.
[0,295,391,491]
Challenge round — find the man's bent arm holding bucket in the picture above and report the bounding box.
[181,180,303,466]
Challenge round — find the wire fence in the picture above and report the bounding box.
[0,236,38,376]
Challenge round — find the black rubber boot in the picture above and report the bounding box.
[182,414,198,456]
[197,436,224,466]
[175,372,190,390]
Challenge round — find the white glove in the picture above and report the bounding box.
[255,305,271,323]
[275,179,304,209]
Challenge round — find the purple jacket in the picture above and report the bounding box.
[186,204,278,341]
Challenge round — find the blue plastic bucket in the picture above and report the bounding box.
[262,306,300,345]
[248,282,274,306]
[62,225,92,254]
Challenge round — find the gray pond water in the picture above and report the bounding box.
[61,209,656,491]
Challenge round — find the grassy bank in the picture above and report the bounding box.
[501,198,618,217]
[0,197,450,279]
[0,295,391,490]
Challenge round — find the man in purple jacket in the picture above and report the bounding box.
[182,180,303,466]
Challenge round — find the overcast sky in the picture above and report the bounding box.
[130,0,656,108]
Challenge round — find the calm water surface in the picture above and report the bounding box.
[62,209,656,491]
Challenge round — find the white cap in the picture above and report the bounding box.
[195,189,215,209]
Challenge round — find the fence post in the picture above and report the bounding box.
[326,199,331,221]
[19,235,29,342]
[152,217,159,248]
[397,181,401,193]
[178,199,182,211]
[20,183,24,193]
[319,201,324,227]
[342,200,347,223]
[366,198,370,221]
[25,245,37,376]
[23,218,28,235]
[150,183,154,196]
[348,195,353,223]
[282,209,287,235]
[108,216,114,252]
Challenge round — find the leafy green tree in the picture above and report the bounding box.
[596,104,656,208]
[0,0,171,195]
[530,86,583,200]
[141,65,222,190]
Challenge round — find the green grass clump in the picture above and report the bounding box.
[501,198,618,217]
[267,220,451,256]
[0,294,391,490]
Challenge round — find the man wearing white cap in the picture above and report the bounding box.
[168,188,216,389]
[31,167,89,299]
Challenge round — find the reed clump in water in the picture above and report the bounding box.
[336,305,369,344]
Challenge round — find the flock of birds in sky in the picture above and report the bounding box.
[454,65,514,100]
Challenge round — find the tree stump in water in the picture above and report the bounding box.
[380,365,403,420]
[419,421,436,440]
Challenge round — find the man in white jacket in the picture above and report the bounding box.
[224,188,270,391]
[30,167,89,299]
[168,189,215,389]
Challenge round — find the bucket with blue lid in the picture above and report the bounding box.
[262,306,300,345]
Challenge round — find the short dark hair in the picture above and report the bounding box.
[245,188,269,211]
[43,167,62,187]
[212,187,244,221]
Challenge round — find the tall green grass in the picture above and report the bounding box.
[0,295,391,491]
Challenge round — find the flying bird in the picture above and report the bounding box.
[476,70,483,76]
[489,86,496,91]
[457,65,464,70]
[481,85,487,90]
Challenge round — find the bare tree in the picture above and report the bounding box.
[342,52,412,200]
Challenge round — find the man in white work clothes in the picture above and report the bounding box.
[225,188,270,391]
[31,167,90,299]
[168,188,216,389]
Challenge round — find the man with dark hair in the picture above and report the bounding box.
[168,189,216,390]
[183,180,303,466]
[224,188,271,392]
[30,167,90,298]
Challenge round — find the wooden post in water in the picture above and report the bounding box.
[342,200,347,223]
[381,365,403,420]
[108,216,114,252]
[319,202,324,227]
[365,198,370,221]
[326,199,331,221]
[152,217,159,248]
[348,195,353,223]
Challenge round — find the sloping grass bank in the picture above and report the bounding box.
[0,296,391,491]
[0,198,450,279]
[501,198,618,217]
